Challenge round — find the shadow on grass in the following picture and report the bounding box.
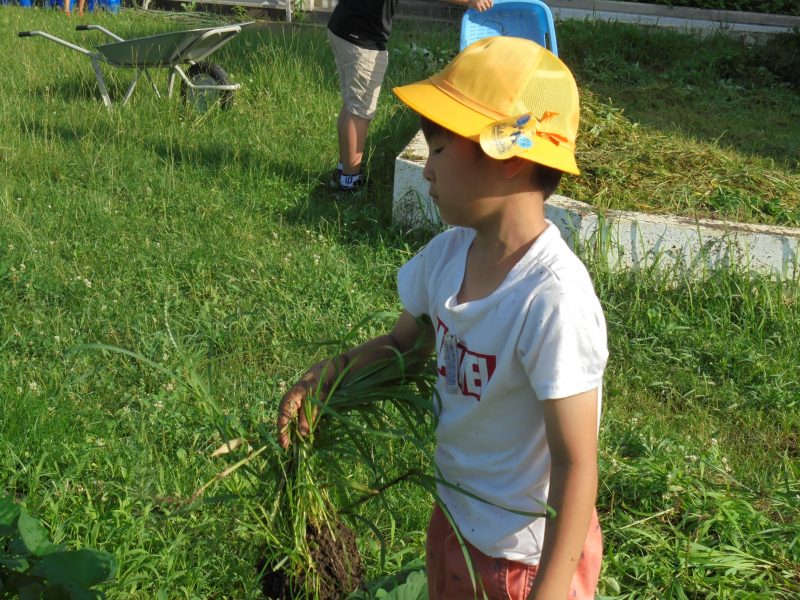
[33,67,147,106]
[140,133,423,249]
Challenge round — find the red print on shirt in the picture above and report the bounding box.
[435,318,496,401]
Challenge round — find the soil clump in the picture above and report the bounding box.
[259,520,364,599]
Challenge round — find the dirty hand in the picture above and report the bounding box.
[277,357,346,449]
[468,0,493,12]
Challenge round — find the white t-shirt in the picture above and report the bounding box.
[397,222,608,564]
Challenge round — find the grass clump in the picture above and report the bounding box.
[239,336,436,599]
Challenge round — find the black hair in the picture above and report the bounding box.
[534,164,564,201]
[419,116,564,200]
[420,115,447,141]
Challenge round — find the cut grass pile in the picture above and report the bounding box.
[557,20,800,226]
[1,7,798,599]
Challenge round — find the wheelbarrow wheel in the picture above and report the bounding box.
[181,61,233,111]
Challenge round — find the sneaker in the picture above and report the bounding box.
[338,172,365,192]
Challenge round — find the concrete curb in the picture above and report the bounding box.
[393,131,800,280]
[305,1,800,34]
[547,2,799,39]
[390,0,800,37]
[547,0,800,28]
[164,0,800,38]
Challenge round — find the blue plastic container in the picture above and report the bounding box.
[460,0,558,55]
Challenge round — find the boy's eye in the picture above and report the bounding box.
[432,146,444,155]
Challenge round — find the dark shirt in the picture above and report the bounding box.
[327,0,401,51]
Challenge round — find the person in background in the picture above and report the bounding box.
[65,0,86,16]
[327,0,493,192]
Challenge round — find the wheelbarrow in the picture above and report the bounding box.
[17,22,252,110]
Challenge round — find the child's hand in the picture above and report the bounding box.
[277,364,325,449]
[468,0,493,12]
[277,356,346,449]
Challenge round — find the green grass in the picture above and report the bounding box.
[592,262,800,597]
[1,7,799,599]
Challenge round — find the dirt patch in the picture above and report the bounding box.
[259,520,364,599]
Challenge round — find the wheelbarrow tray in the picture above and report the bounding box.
[95,24,243,68]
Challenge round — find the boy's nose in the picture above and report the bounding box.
[422,160,434,182]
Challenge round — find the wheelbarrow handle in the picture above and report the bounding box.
[74,24,124,41]
[16,30,92,54]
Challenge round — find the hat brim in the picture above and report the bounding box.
[393,81,579,176]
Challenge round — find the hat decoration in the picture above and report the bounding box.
[479,111,569,160]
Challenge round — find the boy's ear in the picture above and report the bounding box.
[499,156,533,180]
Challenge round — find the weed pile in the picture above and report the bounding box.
[553,20,800,224]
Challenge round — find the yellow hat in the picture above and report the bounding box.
[393,36,580,175]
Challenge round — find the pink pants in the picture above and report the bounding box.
[426,505,603,600]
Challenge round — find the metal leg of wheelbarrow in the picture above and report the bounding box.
[119,68,159,105]
[143,69,160,98]
[121,70,140,105]
[172,64,240,93]
[90,56,112,109]
[167,70,177,98]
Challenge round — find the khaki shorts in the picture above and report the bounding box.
[426,504,603,600]
[328,30,389,120]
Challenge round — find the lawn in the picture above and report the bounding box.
[1,6,799,599]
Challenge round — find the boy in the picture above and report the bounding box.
[279,36,608,599]
[327,0,492,191]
